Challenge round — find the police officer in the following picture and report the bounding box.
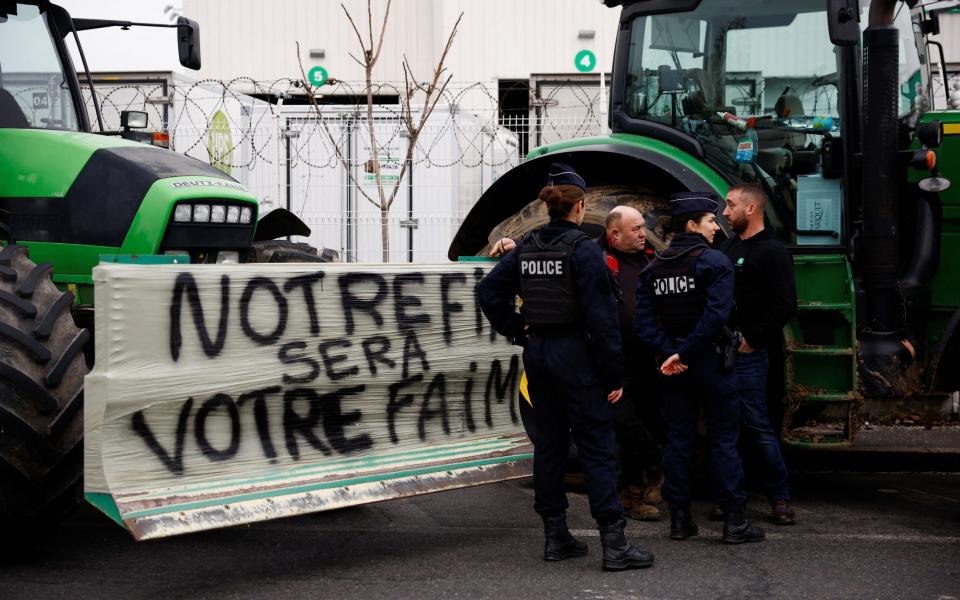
[634,192,765,544]
[490,208,665,522]
[478,163,654,571]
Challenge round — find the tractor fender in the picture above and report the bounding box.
[253,208,312,242]
[900,189,941,297]
[447,143,728,260]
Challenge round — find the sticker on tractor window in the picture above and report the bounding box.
[170,179,248,192]
[735,135,756,163]
[32,92,49,110]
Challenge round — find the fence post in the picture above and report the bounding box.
[276,94,285,217]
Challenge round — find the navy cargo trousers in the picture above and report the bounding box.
[523,336,622,523]
[660,351,746,514]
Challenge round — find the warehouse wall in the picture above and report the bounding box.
[183,0,620,85]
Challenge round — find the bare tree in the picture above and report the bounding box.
[298,1,463,261]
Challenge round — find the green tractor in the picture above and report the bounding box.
[0,0,326,541]
[451,0,960,444]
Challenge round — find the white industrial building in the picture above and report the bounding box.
[183,1,620,89]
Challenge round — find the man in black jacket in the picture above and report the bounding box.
[600,206,664,521]
[721,183,798,525]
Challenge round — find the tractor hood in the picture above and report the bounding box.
[0,129,237,247]
[0,129,232,198]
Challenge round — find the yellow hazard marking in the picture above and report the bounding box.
[520,371,532,406]
[943,123,960,135]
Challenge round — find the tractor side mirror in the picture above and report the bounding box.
[917,120,943,149]
[120,110,148,130]
[827,0,860,46]
[177,16,201,70]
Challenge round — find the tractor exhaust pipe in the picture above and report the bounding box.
[858,0,914,397]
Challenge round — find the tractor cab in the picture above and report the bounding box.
[611,0,930,247]
[0,0,199,137]
[0,2,84,131]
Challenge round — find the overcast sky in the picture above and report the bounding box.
[57,0,187,73]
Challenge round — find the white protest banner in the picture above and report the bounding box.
[84,262,530,540]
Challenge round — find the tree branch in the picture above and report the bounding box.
[372,0,392,64]
[412,12,462,135]
[341,4,369,60]
[297,42,380,211]
[347,52,365,68]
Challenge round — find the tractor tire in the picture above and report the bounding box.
[0,245,89,549]
[479,184,672,256]
[247,240,339,263]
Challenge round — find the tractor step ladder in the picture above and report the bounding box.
[782,254,860,446]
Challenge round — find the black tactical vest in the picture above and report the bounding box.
[518,228,588,328]
[649,246,707,337]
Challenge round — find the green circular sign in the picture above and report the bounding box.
[308,66,329,87]
[574,50,596,73]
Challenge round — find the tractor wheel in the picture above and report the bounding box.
[0,245,89,548]
[247,240,339,263]
[479,184,672,255]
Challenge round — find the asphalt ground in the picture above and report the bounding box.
[2,470,959,600]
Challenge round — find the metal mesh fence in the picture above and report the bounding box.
[80,76,609,261]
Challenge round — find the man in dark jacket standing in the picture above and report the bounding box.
[601,206,664,521]
[721,183,798,525]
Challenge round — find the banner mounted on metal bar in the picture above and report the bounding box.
[85,261,530,540]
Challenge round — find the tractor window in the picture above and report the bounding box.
[623,1,843,245]
[0,3,80,130]
[624,2,840,167]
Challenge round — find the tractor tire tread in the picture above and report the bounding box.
[34,291,75,340]
[0,246,88,550]
[16,263,53,298]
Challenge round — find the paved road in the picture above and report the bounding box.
[3,472,959,600]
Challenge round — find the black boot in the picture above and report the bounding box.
[722,511,766,544]
[669,507,698,540]
[599,518,655,571]
[543,513,588,561]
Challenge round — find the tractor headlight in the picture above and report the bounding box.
[174,204,193,222]
[240,206,253,224]
[226,206,240,223]
[193,204,211,223]
[211,204,226,223]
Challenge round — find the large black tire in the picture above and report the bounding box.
[479,184,673,256]
[0,245,89,547]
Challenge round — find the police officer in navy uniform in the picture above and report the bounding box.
[634,192,765,544]
[478,163,654,571]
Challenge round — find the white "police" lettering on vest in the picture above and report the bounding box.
[521,259,564,276]
[653,276,696,295]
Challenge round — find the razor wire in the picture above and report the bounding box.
[78,77,609,172]
[70,76,614,261]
